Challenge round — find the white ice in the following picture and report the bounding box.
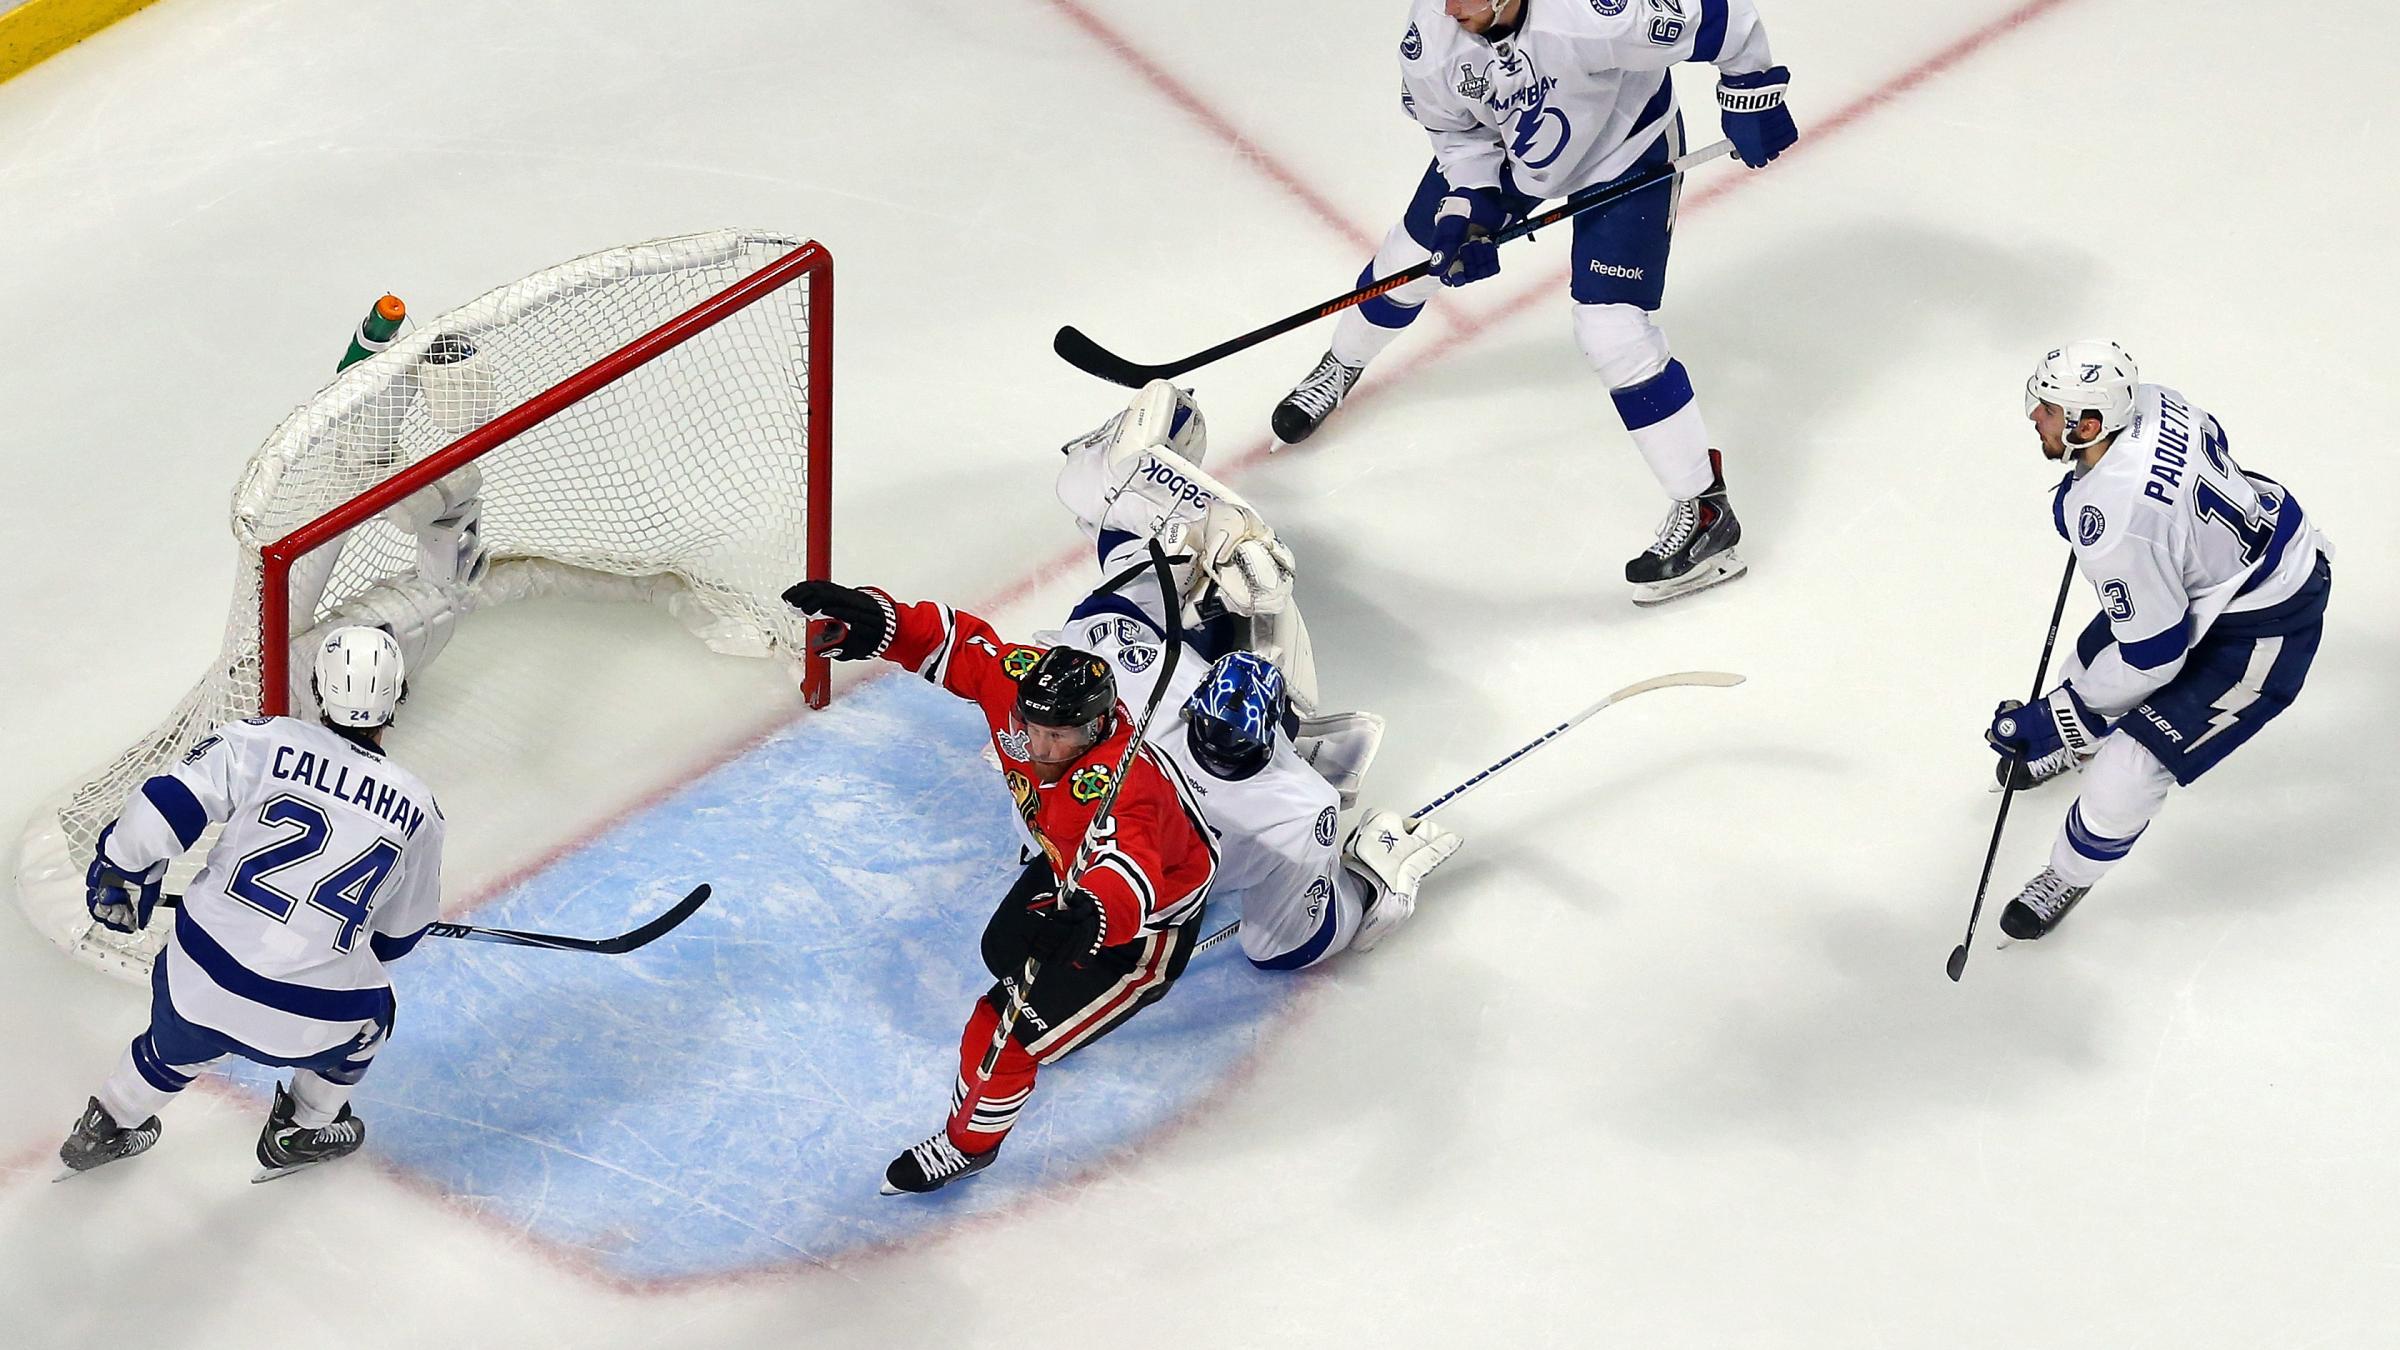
[2,1,2397,1346]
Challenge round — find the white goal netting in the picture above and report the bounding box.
[12,229,831,980]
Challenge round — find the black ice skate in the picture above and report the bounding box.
[1270,352,1362,445]
[252,1083,365,1183]
[881,1131,998,1196]
[1999,867,2091,941]
[1625,449,1746,606]
[54,1098,162,1180]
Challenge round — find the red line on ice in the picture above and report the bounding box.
[254,0,2096,1287]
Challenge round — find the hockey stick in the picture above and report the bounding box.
[967,538,1190,1094]
[1945,551,2080,982]
[161,883,713,955]
[1194,670,1747,957]
[1052,140,1736,388]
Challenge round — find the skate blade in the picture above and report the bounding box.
[251,1157,343,1184]
[1632,553,1748,607]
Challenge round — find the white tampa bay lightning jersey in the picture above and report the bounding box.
[2056,383,2330,718]
[101,716,446,1059]
[1398,0,1774,199]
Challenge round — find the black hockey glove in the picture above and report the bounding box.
[1023,887,1106,965]
[781,580,895,661]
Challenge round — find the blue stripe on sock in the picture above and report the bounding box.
[1609,359,1696,431]
[2065,803,2143,862]
[1354,259,1424,330]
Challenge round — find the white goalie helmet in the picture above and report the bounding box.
[313,625,407,728]
[2025,339,2139,450]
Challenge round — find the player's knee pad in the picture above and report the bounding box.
[1572,302,1672,390]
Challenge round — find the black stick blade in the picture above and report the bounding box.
[592,883,714,954]
[1946,943,1969,982]
[1053,325,1168,389]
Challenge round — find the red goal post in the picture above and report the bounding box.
[259,237,835,713]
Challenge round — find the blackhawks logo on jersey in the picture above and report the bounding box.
[1070,764,1113,803]
[1006,770,1037,824]
[1002,646,1041,680]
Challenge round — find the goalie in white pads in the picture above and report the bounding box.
[1053,381,1461,966]
[59,627,445,1180]
[1986,342,2332,942]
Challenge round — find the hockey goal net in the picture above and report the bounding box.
[12,229,832,980]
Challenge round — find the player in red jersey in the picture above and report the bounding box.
[784,580,1218,1195]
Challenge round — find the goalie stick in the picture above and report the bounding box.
[1052,140,1736,388]
[1194,671,1747,957]
[1945,551,2079,982]
[162,883,713,955]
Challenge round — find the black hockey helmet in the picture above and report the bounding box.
[1015,646,1117,736]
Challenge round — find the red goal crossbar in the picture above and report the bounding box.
[258,241,834,715]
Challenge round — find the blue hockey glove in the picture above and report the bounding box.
[85,825,165,934]
[1717,66,1797,168]
[1426,187,1510,288]
[1024,887,1106,964]
[1986,685,2105,788]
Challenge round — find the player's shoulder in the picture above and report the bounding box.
[1533,0,1652,39]
[1400,0,1466,66]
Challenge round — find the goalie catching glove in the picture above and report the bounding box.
[782,580,896,661]
[1986,683,2104,789]
[1342,809,1462,953]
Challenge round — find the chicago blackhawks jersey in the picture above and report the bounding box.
[872,591,1217,942]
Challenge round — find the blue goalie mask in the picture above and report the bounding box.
[1183,652,1287,780]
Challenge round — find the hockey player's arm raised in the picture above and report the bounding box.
[782,582,1030,711]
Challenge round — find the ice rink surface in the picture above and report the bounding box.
[3,1,2397,1345]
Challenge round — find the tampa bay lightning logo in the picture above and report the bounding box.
[2080,363,2103,383]
[1315,806,1338,848]
[1401,22,1422,60]
[1119,643,1159,674]
[1590,0,1628,13]
[2102,579,2135,622]
[2077,504,2106,546]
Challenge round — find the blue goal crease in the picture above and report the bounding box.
[209,675,1290,1282]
